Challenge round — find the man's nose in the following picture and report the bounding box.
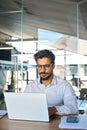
[41,66,46,71]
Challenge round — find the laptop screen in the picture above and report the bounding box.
[4,92,49,122]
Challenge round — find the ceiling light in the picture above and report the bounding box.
[0,47,13,50]
[0,42,13,50]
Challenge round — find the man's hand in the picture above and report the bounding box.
[48,107,57,116]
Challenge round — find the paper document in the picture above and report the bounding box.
[0,110,7,119]
[59,114,87,129]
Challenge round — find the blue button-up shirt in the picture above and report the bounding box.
[24,75,78,115]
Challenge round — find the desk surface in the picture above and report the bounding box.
[0,115,82,130]
[0,115,62,130]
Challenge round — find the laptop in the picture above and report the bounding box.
[4,92,50,122]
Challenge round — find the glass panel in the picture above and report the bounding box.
[0,0,22,92]
[1,1,86,92]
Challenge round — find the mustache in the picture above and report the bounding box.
[40,72,48,75]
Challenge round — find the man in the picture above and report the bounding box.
[24,49,78,116]
[71,74,84,88]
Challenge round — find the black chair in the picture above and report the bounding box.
[0,89,4,100]
[80,88,87,100]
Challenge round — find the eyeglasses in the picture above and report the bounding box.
[36,64,53,70]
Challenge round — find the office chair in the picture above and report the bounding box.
[80,88,87,100]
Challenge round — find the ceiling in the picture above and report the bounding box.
[0,0,87,53]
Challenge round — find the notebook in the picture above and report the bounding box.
[4,92,50,122]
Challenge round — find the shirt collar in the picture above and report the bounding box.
[38,75,59,85]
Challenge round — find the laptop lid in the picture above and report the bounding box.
[4,92,49,122]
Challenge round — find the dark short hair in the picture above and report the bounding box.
[34,49,55,64]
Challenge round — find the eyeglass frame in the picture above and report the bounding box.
[36,63,53,70]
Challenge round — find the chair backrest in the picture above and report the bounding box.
[0,89,4,100]
[80,88,87,100]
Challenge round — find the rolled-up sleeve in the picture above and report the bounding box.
[55,82,79,115]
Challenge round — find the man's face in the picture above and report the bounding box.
[36,57,55,80]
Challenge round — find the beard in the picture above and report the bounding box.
[40,72,52,81]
